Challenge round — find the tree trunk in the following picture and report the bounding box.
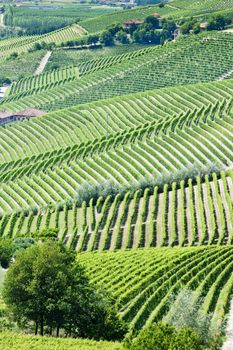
[40,316,44,336]
[35,322,38,335]
[56,326,60,337]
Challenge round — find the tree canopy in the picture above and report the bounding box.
[3,241,126,340]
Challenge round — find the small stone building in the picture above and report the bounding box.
[0,108,46,126]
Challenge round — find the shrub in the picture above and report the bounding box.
[169,327,204,350]
[126,322,205,350]
[0,240,13,269]
[126,322,175,350]
[163,289,223,348]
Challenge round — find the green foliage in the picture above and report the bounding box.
[0,331,123,349]
[163,289,221,347]
[126,322,205,350]
[207,14,227,31]
[12,238,35,253]
[100,31,115,46]
[2,241,126,340]
[126,322,174,350]
[32,228,59,241]
[0,240,13,269]
[169,327,204,350]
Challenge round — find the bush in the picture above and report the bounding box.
[126,322,175,350]
[126,322,205,350]
[32,228,59,241]
[0,240,13,269]
[163,289,223,348]
[169,327,204,350]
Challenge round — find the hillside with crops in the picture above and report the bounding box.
[0,0,233,349]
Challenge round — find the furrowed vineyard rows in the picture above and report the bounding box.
[0,170,232,251]
[1,32,233,112]
[0,24,87,61]
[79,246,233,334]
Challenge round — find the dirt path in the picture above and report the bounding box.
[222,299,233,350]
[34,51,52,75]
[0,14,5,27]
[217,68,233,81]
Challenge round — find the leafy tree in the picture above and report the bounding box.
[107,23,123,36]
[0,240,13,269]
[100,30,114,46]
[126,322,175,350]
[163,289,222,348]
[116,30,129,44]
[207,14,226,31]
[180,20,194,34]
[3,241,126,339]
[12,237,35,253]
[144,15,160,29]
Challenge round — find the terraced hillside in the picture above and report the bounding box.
[1,32,233,113]
[0,1,233,348]
[79,246,233,334]
[0,169,232,251]
[0,76,232,162]
[0,100,232,244]
[0,24,87,62]
[80,0,233,33]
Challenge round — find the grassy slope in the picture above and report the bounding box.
[0,50,47,81]
[45,44,149,71]
[0,332,123,349]
[80,0,233,32]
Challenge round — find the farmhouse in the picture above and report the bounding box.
[0,108,46,126]
[123,20,144,28]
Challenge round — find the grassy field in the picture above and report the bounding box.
[45,44,150,71]
[0,332,123,350]
[0,50,46,81]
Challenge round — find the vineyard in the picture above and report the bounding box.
[1,32,233,112]
[79,246,233,334]
[80,0,233,32]
[0,1,233,348]
[0,24,87,62]
[0,169,232,251]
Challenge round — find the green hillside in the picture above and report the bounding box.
[79,246,233,334]
[1,32,233,112]
[0,332,122,349]
[0,1,233,348]
[80,0,233,32]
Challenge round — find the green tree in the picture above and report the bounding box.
[207,14,226,31]
[126,322,175,350]
[100,30,114,46]
[0,239,13,269]
[116,30,129,44]
[144,15,160,29]
[3,241,126,340]
[170,327,204,350]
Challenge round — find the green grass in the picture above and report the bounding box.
[0,332,123,349]
[0,268,5,290]
[0,50,46,81]
[45,44,150,71]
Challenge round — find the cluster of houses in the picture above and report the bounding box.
[0,109,46,126]
[92,0,136,8]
